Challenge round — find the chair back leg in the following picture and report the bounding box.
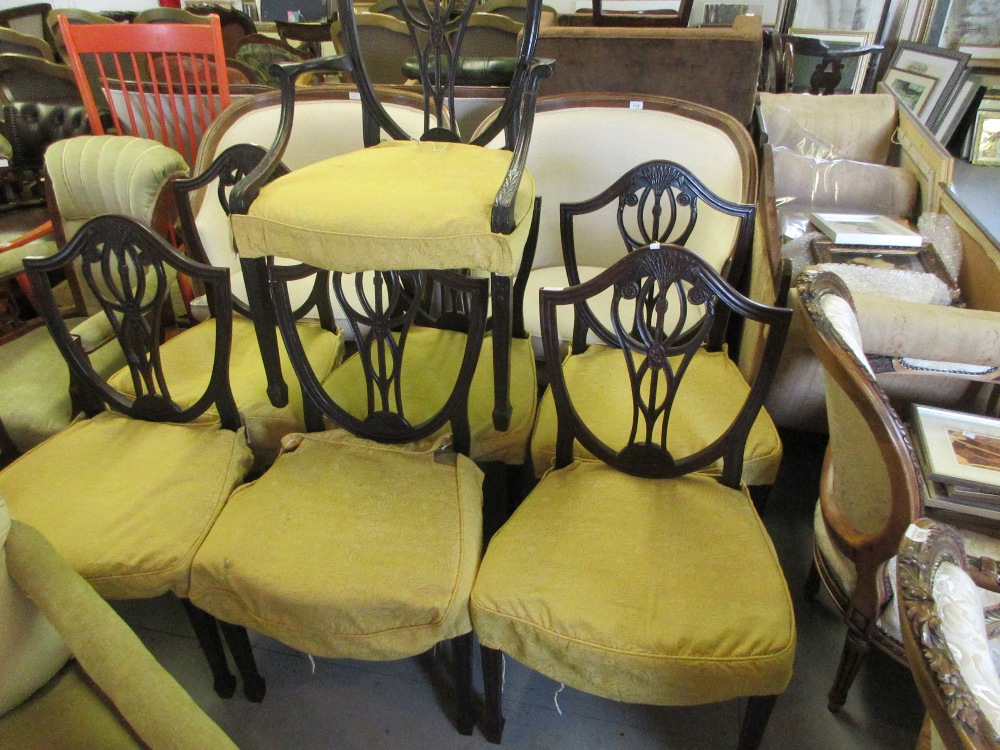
[738,694,778,750]
[452,633,474,735]
[181,598,237,698]
[480,644,506,744]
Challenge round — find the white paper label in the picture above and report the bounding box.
[349,92,361,100]
[905,524,930,543]
[629,101,643,110]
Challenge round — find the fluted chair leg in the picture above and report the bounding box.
[828,625,869,712]
[480,644,506,744]
[453,633,474,735]
[219,621,266,702]
[181,599,236,698]
[738,695,777,750]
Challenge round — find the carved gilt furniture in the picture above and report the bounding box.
[898,518,1000,750]
[227,0,553,435]
[471,243,794,747]
[797,269,1000,712]
[0,214,258,702]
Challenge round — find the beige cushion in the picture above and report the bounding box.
[108,317,344,468]
[758,93,898,164]
[522,265,608,359]
[530,344,783,485]
[46,136,188,240]
[510,105,748,273]
[472,462,795,705]
[190,430,483,660]
[231,139,535,276]
[323,328,536,465]
[0,499,69,718]
[0,411,253,599]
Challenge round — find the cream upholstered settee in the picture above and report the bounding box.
[0,498,237,748]
[754,92,1000,432]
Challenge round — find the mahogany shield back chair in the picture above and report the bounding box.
[797,270,1000,713]
[527,160,782,504]
[898,518,1000,750]
[228,0,553,437]
[470,243,794,748]
[0,214,257,702]
[169,142,345,469]
[190,258,490,733]
[58,13,231,165]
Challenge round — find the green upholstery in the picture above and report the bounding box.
[0,321,124,451]
[231,139,535,276]
[0,411,253,600]
[109,317,345,468]
[0,501,238,749]
[530,344,782,483]
[471,462,795,705]
[190,429,484,661]
[323,328,536,464]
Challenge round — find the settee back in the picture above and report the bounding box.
[535,14,761,124]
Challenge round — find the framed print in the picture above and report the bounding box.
[971,111,1000,165]
[787,28,877,93]
[912,405,1000,494]
[884,42,970,129]
[933,73,981,144]
[923,0,1000,60]
[884,68,938,115]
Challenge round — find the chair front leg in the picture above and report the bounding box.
[240,256,288,409]
[491,274,513,432]
[219,621,267,702]
[452,633,474,735]
[480,644,506,744]
[180,599,236,699]
[738,694,778,750]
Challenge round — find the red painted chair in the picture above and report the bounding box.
[58,13,231,165]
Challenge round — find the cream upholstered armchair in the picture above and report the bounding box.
[797,269,1000,713]
[756,92,1000,432]
[0,498,238,749]
[898,518,1000,750]
[3,214,257,700]
[471,243,794,748]
[0,135,184,457]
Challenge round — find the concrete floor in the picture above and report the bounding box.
[112,429,925,749]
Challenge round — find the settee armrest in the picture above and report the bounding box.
[854,293,1000,366]
[5,520,238,750]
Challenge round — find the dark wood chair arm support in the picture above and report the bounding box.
[229,54,353,215]
[490,58,554,234]
[967,555,1000,595]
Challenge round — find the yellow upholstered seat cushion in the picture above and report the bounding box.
[108,318,344,468]
[530,344,782,484]
[323,328,536,464]
[190,430,484,660]
[471,462,795,705]
[0,411,253,599]
[230,139,535,276]
[0,663,144,749]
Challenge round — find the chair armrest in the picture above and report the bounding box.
[4,520,238,750]
[68,311,115,354]
[854,293,1000,366]
[229,54,353,215]
[490,57,554,234]
[967,555,1000,595]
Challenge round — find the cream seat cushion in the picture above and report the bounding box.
[323,328,536,464]
[0,411,253,600]
[530,344,783,485]
[190,430,483,660]
[231,139,536,276]
[471,462,795,705]
[0,499,70,718]
[522,265,608,358]
[107,318,344,468]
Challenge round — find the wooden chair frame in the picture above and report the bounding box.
[0,26,54,61]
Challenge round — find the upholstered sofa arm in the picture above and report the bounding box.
[854,293,1000,366]
[5,520,238,750]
